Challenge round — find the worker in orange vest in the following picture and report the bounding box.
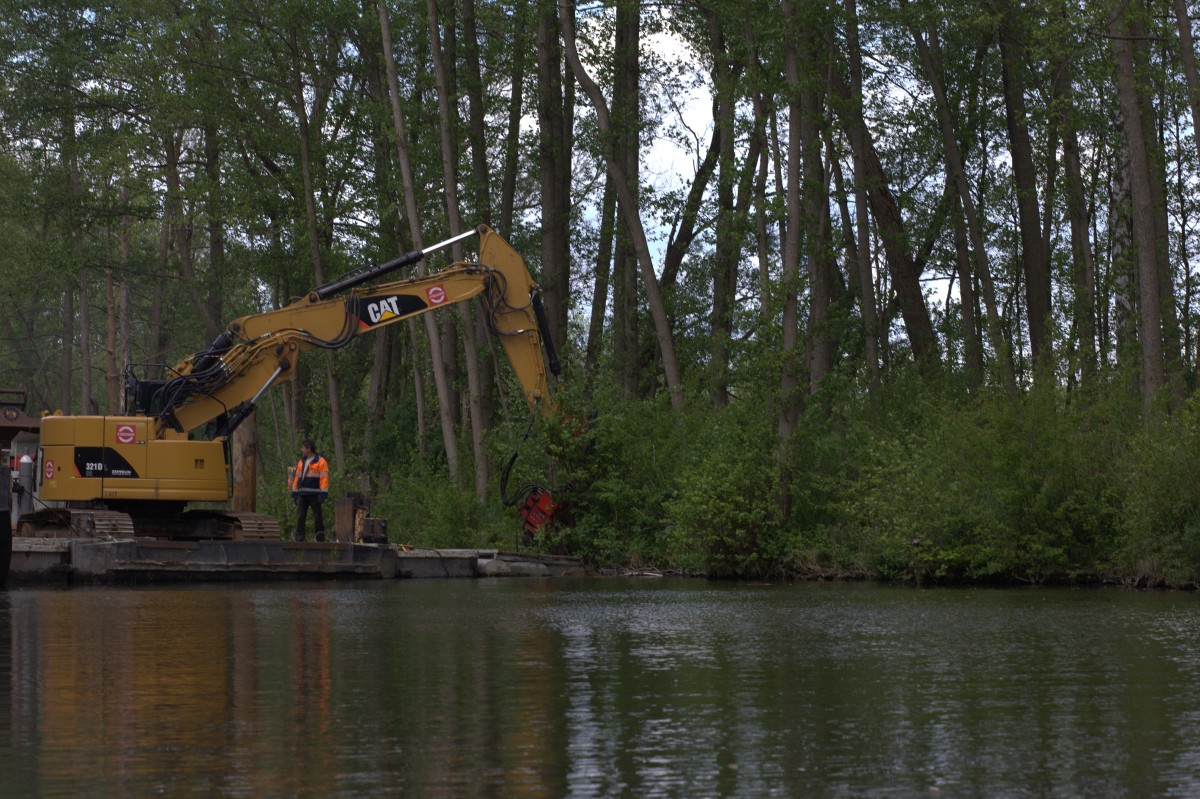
[291,439,330,542]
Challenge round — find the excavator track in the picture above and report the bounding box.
[17,509,136,539]
[17,508,280,541]
[76,510,137,539]
[128,510,282,541]
[223,512,282,542]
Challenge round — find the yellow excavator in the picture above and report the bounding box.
[19,225,560,541]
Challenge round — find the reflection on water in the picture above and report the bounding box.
[0,580,1197,797]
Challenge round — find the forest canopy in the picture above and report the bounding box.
[4,0,1200,584]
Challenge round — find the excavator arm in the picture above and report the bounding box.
[140,225,559,438]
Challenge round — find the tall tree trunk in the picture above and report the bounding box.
[829,70,938,369]
[429,0,490,501]
[1172,113,1195,373]
[362,16,430,460]
[661,123,720,289]
[378,0,462,480]
[462,0,491,223]
[164,128,220,344]
[433,11,462,430]
[754,132,772,322]
[613,225,639,396]
[366,213,393,485]
[1173,0,1200,170]
[731,109,764,321]
[709,12,737,406]
[408,333,429,461]
[460,0,497,434]
[1176,16,1200,367]
[360,33,397,490]
[290,28,346,473]
[78,270,91,414]
[1050,46,1097,385]
[66,115,90,414]
[537,0,572,354]
[267,217,304,438]
[779,0,805,513]
[204,118,225,337]
[611,0,641,397]
[585,174,616,394]
[499,0,528,235]
[845,0,881,389]
[60,283,73,414]
[105,262,119,413]
[829,131,892,384]
[951,190,984,386]
[655,103,723,390]
[1109,140,1137,369]
[1110,1,1165,409]
[904,14,1010,388]
[795,0,834,393]
[149,212,170,380]
[1138,17,1184,396]
[204,116,248,497]
[561,0,685,410]
[997,4,1052,381]
[770,110,788,249]
[741,18,772,321]
[118,182,132,410]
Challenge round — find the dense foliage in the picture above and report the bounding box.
[5,0,1200,584]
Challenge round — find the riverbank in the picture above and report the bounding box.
[584,559,1200,590]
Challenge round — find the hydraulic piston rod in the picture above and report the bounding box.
[313,228,480,300]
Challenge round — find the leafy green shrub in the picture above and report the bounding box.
[833,380,1125,584]
[1112,396,1200,585]
[549,396,688,566]
[370,464,514,550]
[664,409,782,576]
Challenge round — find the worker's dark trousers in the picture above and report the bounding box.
[295,495,326,541]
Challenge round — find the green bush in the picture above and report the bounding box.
[370,464,515,550]
[550,396,687,566]
[1112,396,1200,585]
[833,380,1126,584]
[664,408,782,576]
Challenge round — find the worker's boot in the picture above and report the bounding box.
[315,531,326,543]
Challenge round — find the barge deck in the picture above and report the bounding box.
[9,537,586,584]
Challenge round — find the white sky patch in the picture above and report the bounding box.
[639,29,712,202]
[539,8,713,238]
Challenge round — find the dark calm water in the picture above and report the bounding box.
[0,579,1197,798]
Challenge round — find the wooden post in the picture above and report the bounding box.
[334,497,355,542]
[230,412,257,512]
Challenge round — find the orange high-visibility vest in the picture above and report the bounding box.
[291,455,330,494]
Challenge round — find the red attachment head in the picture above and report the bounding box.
[519,487,557,537]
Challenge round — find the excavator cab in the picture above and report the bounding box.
[124,371,170,417]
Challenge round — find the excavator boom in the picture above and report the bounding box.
[152,225,557,437]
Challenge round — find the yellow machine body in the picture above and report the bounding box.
[38,415,228,503]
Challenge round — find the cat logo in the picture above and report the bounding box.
[366,296,402,324]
